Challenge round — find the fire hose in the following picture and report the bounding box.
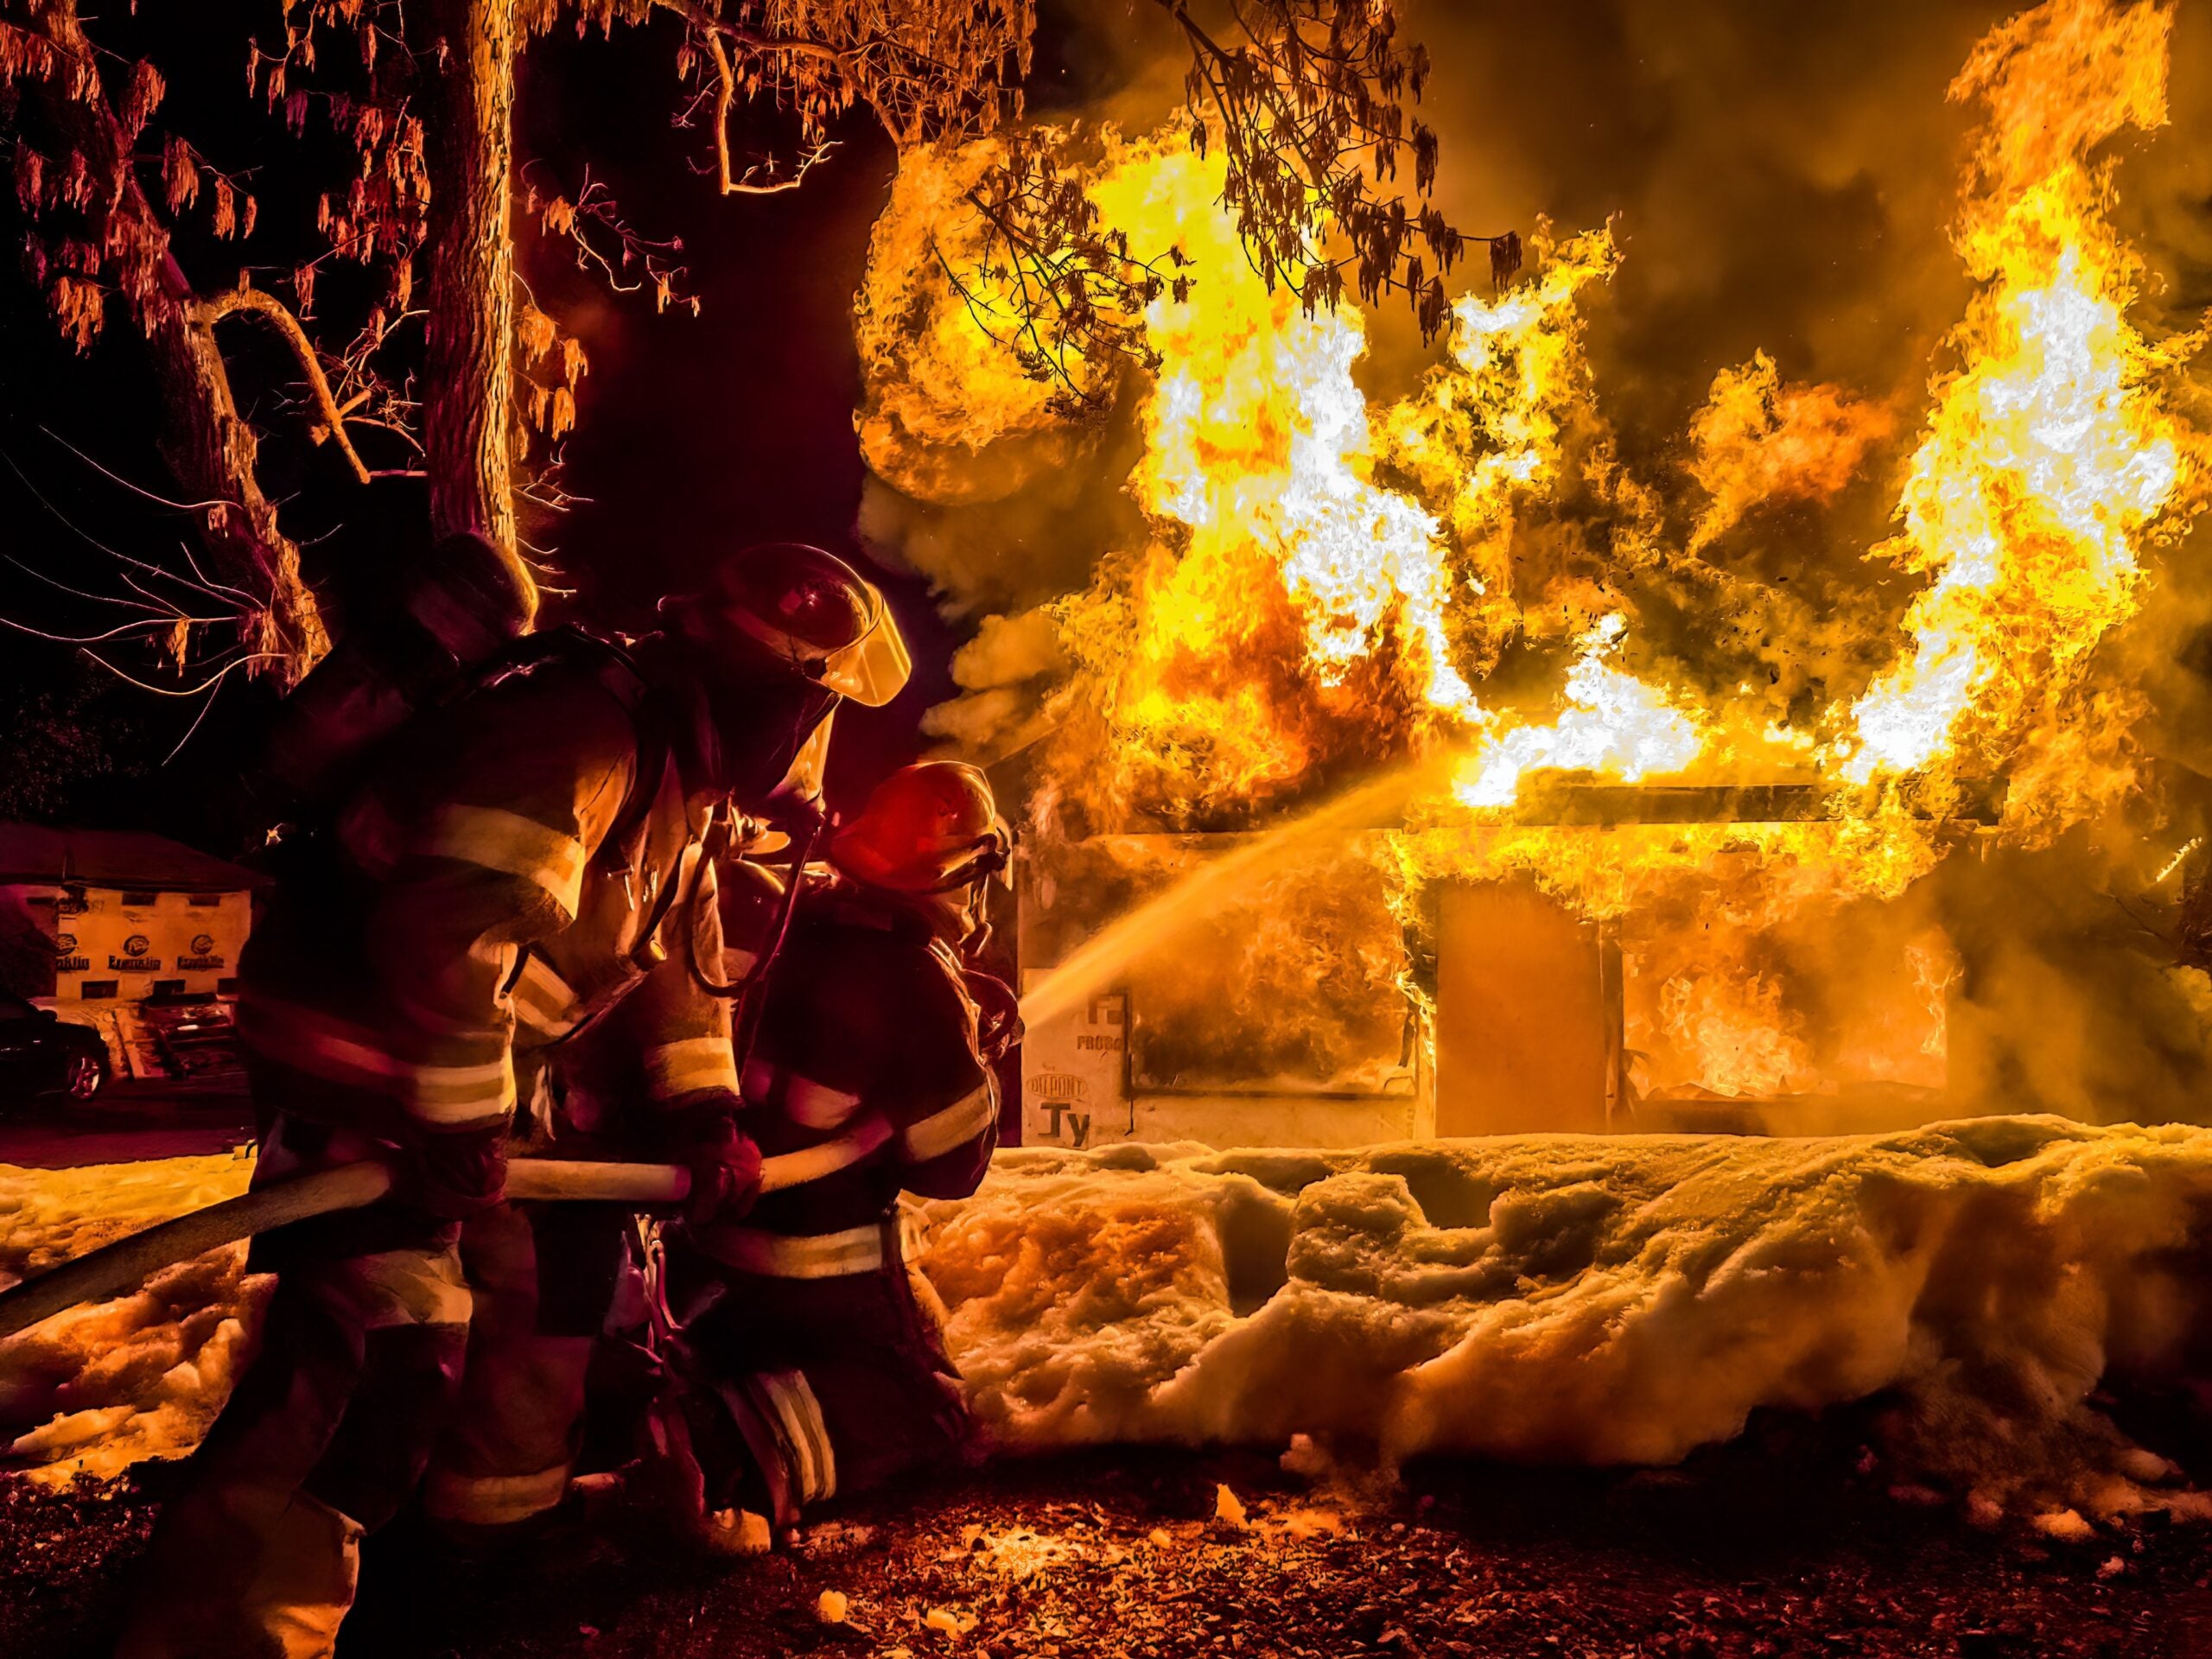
[0,1120,891,1344]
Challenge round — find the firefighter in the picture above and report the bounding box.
[645,760,1018,1545]
[118,543,912,1659]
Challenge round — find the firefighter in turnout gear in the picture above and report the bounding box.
[119,543,911,1659]
[650,761,1016,1543]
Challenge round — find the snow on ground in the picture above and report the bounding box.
[7,1121,2212,1525]
[912,1118,2212,1523]
[0,1152,262,1483]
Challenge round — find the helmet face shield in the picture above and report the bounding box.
[818,595,912,708]
[672,543,912,709]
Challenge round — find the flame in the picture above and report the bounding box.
[854,136,1076,505]
[1072,0,2201,830]
[1046,153,1701,826]
[1094,136,1465,675]
[1834,0,2205,835]
[868,0,2209,1101]
[1687,351,1895,555]
[1452,614,1705,810]
[1910,937,1961,1061]
[1381,226,1624,667]
[1657,970,1815,1101]
[1052,134,1490,824]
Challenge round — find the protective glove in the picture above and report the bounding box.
[655,1095,764,1226]
[404,1122,510,1220]
[963,969,1025,1068]
[683,1122,765,1227]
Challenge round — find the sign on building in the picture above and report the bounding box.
[1020,980,1128,1152]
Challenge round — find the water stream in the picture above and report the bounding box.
[1017,757,1452,1028]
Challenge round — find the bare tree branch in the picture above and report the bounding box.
[194,285,373,486]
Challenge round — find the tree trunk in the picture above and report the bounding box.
[420,0,536,621]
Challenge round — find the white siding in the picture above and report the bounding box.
[32,885,251,1001]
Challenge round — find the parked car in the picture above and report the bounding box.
[140,993,245,1081]
[0,991,110,1103]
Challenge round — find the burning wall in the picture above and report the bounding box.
[863,0,2212,1131]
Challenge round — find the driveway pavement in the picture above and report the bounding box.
[0,1078,254,1167]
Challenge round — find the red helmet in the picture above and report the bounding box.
[830,762,1011,894]
[666,542,911,707]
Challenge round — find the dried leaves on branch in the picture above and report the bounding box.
[948,0,1509,412]
[639,0,1035,194]
[1168,0,1498,333]
[529,169,695,317]
[952,131,1187,414]
[1,0,437,681]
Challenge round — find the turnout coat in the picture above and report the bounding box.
[664,883,1001,1529]
[118,636,750,1659]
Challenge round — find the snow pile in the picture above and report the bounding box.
[0,1152,263,1483]
[9,1122,2212,1522]
[912,1119,2212,1521]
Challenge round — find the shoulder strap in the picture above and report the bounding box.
[473,627,671,876]
[475,625,652,720]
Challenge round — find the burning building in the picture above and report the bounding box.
[17,0,2212,1582]
[857,0,2212,1152]
[1013,789,1976,1149]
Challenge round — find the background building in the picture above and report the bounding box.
[0,825,263,1079]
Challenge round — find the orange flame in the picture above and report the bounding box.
[1687,352,1895,554]
[868,0,2210,1099]
[1834,0,2206,836]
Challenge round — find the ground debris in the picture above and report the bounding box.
[3,1440,2211,1656]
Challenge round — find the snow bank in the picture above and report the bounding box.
[912,1118,2212,1521]
[0,1152,263,1483]
[10,1122,2212,1522]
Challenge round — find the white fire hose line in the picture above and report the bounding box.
[0,1132,870,1342]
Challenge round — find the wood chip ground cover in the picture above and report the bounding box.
[5,1427,2211,1656]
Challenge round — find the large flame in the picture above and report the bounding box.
[868,0,2209,1100]
[1450,613,1704,810]
[1834,0,2203,836]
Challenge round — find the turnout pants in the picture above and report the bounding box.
[117,1122,630,1659]
[661,1221,973,1531]
[117,1117,473,1659]
[422,1198,633,1541]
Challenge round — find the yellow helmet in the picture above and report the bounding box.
[667,542,911,707]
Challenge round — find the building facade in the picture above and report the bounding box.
[0,826,263,1077]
